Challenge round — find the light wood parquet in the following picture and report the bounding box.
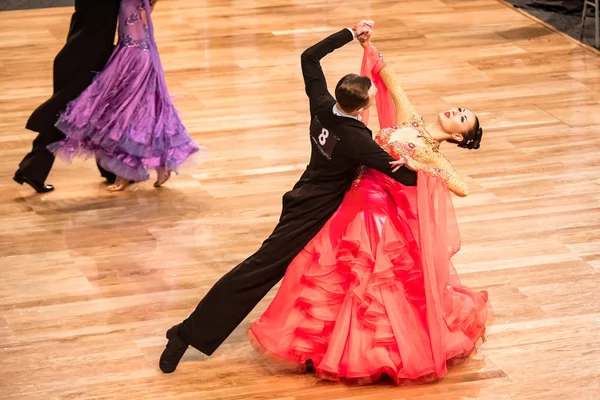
[1,0,600,399]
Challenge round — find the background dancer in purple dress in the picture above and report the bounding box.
[49,0,204,191]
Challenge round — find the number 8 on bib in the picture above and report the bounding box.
[310,117,339,160]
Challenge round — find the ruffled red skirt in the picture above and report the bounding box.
[248,169,491,385]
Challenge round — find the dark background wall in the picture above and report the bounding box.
[1,0,73,11]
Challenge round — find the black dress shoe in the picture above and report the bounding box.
[159,324,189,373]
[13,171,54,193]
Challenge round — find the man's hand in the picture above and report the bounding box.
[390,157,416,172]
[353,20,374,43]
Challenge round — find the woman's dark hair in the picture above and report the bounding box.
[335,74,372,112]
[448,116,483,150]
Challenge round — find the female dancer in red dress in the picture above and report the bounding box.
[248,39,491,385]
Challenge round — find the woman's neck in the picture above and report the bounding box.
[425,122,450,146]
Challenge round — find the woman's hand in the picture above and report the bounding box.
[390,157,416,172]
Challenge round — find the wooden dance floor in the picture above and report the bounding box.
[1,0,600,398]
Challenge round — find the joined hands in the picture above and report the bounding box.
[353,20,374,44]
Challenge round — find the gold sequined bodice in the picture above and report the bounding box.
[375,118,438,167]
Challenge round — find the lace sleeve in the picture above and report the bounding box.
[365,42,420,124]
[386,141,470,197]
[421,153,470,197]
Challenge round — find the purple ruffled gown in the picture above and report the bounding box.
[49,0,204,182]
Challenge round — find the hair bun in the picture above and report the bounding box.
[458,127,483,150]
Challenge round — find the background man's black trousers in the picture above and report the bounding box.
[19,0,121,183]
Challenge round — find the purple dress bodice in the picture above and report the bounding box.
[118,0,154,52]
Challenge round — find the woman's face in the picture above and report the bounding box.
[437,108,476,141]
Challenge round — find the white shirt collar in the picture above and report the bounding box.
[333,104,362,121]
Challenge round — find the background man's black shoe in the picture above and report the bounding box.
[13,170,54,193]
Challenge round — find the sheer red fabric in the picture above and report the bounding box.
[247,45,491,385]
[359,42,396,129]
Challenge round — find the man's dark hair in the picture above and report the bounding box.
[335,74,372,112]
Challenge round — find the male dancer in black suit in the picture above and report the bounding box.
[159,21,418,373]
[14,0,122,192]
